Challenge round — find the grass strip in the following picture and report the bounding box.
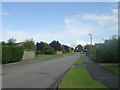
[35,52,76,61]
[35,54,62,60]
[104,65,120,74]
[59,55,107,88]
[75,58,85,64]
[59,67,107,88]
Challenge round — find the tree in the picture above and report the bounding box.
[70,47,74,51]
[74,44,83,52]
[43,43,55,54]
[36,42,44,53]
[7,38,16,46]
[36,42,55,54]
[22,39,35,51]
[50,40,62,51]
[1,41,7,46]
[62,45,70,53]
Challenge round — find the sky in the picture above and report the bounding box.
[1,2,118,47]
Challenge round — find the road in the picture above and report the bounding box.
[2,53,80,88]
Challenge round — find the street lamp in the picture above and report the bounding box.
[88,34,92,57]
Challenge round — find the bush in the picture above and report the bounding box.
[22,39,35,51]
[10,46,24,63]
[36,42,55,55]
[2,46,12,64]
[2,46,24,64]
[43,44,55,55]
[95,37,118,63]
[96,47,106,63]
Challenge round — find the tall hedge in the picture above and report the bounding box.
[2,46,24,64]
[96,46,106,63]
[96,38,118,63]
[2,46,12,64]
[10,47,24,63]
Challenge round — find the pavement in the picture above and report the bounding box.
[84,55,119,89]
[2,53,80,88]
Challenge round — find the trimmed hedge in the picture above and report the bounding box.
[2,46,12,64]
[95,39,118,63]
[2,46,24,64]
[10,47,24,63]
[96,47,106,63]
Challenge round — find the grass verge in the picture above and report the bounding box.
[35,52,76,61]
[75,58,85,64]
[59,67,106,88]
[59,55,107,88]
[35,54,62,60]
[103,65,120,74]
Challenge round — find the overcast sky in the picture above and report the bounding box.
[2,2,118,47]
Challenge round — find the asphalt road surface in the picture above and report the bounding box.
[2,53,80,88]
[85,56,119,89]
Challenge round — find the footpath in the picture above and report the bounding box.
[84,55,119,90]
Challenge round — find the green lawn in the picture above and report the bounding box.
[75,58,85,64]
[35,54,62,60]
[59,67,107,88]
[62,52,76,56]
[59,55,107,88]
[104,65,120,74]
[35,52,76,61]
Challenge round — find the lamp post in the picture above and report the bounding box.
[88,34,92,57]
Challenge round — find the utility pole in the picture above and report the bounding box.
[88,34,92,57]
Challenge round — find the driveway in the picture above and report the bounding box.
[2,53,80,88]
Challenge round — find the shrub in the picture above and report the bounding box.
[42,43,55,54]
[36,42,55,55]
[96,47,106,63]
[95,37,118,63]
[2,46,24,64]
[10,46,24,63]
[22,39,35,51]
[2,46,12,64]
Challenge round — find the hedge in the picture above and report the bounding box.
[2,46,24,64]
[2,46,12,64]
[10,46,24,63]
[96,47,106,63]
[95,39,118,63]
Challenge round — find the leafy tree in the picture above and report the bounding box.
[43,43,55,54]
[7,38,16,46]
[36,42,44,53]
[74,44,83,52]
[1,41,8,46]
[84,44,96,57]
[36,42,55,54]
[22,39,35,51]
[70,47,74,51]
[84,45,91,55]
[50,40,62,51]
[62,45,70,53]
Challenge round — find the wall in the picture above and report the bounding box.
[56,51,63,54]
[22,51,35,60]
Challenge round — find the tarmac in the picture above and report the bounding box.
[84,55,119,90]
